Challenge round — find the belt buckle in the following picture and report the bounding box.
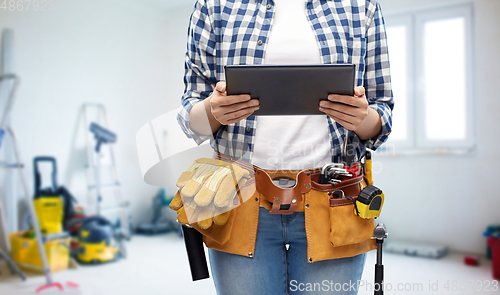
[270,176,300,214]
[255,169,312,215]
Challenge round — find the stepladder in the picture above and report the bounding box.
[82,103,130,239]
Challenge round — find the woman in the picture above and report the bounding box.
[177,0,393,294]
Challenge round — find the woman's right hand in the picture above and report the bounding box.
[208,81,260,125]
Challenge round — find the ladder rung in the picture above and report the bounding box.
[101,203,129,212]
[0,161,24,168]
[88,183,121,190]
[42,232,70,243]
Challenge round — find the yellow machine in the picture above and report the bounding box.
[34,197,64,235]
[70,216,124,264]
[33,156,75,235]
[76,240,118,264]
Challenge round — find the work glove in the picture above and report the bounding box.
[169,158,251,230]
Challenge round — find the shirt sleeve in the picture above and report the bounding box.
[362,1,394,150]
[177,0,218,145]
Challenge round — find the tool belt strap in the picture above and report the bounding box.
[213,151,256,187]
[213,151,364,214]
[213,152,254,173]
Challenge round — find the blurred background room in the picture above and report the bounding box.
[0,0,499,294]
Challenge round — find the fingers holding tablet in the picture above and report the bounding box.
[210,82,260,125]
[319,86,369,131]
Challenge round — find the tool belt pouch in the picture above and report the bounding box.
[180,179,257,246]
[185,202,237,246]
[322,175,376,248]
[171,157,255,246]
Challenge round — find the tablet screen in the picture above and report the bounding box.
[225,64,355,116]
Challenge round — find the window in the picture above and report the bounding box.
[382,5,474,153]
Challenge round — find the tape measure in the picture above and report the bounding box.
[354,185,384,219]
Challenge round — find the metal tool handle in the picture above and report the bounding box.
[0,248,26,280]
[11,128,54,284]
[0,74,19,134]
[375,239,384,295]
[375,262,384,295]
[42,232,70,243]
[0,74,54,285]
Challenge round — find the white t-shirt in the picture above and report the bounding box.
[252,0,331,170]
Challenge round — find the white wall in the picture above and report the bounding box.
[0,0,195,229]
[375,0,500,254]
[1,0,498,255]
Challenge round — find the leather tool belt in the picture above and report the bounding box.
[214,151,363,215]
[255,166,363,215]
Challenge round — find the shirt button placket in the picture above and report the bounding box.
[260,4,272,48]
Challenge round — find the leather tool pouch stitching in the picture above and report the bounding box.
[180,155,257,246]
[185,197,238,246]
[181,181,256,247]
[313,174,375,248]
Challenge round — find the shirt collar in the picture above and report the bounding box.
[256,0,333,3]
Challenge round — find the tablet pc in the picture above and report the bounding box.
[224,64,355,116]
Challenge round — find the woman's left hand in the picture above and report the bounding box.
[319,86,369,131]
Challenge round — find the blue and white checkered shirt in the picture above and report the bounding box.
[178,0,394,164]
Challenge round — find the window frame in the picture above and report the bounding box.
[381,4,475,155]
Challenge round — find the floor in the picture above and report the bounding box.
[0,233,498,295]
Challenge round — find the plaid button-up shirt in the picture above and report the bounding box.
[178,0,394,164]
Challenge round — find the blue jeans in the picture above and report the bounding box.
[209,207,367,295]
